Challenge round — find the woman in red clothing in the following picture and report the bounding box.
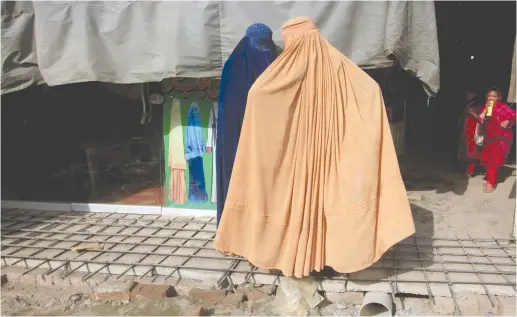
[468,87,516,193]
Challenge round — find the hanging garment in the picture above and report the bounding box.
[206,102,218,204]
[214,17,415,278]
[216,23,278,225]
[206,102,217,153]
[185,102,208,202]
[168,98,187,204]
[185,102,206,161]
[188,156,208,202]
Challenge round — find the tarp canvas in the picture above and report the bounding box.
[1,1,440,96]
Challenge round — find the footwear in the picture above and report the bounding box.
[483,182,496,193]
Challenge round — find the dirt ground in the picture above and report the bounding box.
[399,143,516,239]
[0,281,344,316]
[2,279,516,316]
[0,282,262,316]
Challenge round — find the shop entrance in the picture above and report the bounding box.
[1,82,165,211]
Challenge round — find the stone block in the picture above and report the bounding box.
[189,288,228,301]
[130,282,177,300]
[91,280,136,301]
[174,278,216,295]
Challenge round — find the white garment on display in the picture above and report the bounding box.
[206,102,218,204]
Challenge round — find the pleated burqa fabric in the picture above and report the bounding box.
[214,17,415,278]
[216,24,277,226]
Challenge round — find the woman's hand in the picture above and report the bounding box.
[501,120,510,128]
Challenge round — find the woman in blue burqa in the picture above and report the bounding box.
[216,23,278,226]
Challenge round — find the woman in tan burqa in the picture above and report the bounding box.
[214,17,415,278]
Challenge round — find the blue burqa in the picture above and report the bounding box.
[216,24,277,226]
[186,102,208,203]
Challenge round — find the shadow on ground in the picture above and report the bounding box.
[313,204,435,297]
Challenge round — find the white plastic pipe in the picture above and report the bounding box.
[358,292,393,316]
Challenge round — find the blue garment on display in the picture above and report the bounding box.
[185,102,208,203]
[188,156,208,203]
[185,102,205,161]
[216,23,277,226]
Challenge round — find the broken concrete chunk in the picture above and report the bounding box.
[130,282,177,300]
[274,277,324,316]
[92,280,136,301]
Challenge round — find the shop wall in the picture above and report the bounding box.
[3,73,407,210]
[162,78,220,210]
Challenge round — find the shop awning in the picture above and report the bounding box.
[1,1,440,96]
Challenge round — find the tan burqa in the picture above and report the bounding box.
[214,17,415,278]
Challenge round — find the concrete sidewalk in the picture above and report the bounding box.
[1,208,515,303]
